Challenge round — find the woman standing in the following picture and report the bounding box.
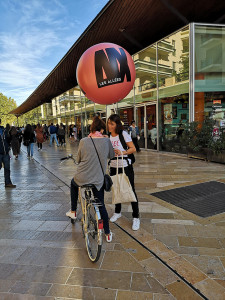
[23,124,35,159]
[66,116,115,242]
[58,123,66,146]
[10,126,20,159]
[108,114,140,231]
[35,124,44,150]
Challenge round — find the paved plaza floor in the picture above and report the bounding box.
[0,139,225,300]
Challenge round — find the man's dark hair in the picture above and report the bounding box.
[90,116,106,132]
[51,123,53,126]
[131,120,135,125]
[108,114,124,134]
[0,119,1,124]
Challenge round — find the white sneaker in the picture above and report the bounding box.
[132,218,140,231]
[66,210,77,220]
[110,213,122,223]
[31,156,34,160]
[106,231,113,243]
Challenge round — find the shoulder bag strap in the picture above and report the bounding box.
[90,137,105,176]
[119,131,128,150]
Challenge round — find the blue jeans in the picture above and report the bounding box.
[0,154,12,185]
[50,133,59,146]
[27,143,34,157]
[70,178,110,234]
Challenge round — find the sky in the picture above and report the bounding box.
[0,0,109,106]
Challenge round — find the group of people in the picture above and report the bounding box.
[66,114,141,243]
[0,114,141,243]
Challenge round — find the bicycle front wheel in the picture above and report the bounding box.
[85,204,103,262]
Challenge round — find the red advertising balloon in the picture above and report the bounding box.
[76,42,136,105]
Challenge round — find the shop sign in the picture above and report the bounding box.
[213,100,221,104]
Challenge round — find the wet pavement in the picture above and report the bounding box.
[0,139,224,299]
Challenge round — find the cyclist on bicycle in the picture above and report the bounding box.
[66,116,115,242]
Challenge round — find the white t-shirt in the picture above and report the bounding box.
[110,131,132,168]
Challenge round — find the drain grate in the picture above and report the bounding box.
[151,181,225,218]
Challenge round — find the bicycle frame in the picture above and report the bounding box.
[78,187,103,245]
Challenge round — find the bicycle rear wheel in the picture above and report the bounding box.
[85,204,103,262]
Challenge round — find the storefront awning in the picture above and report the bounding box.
[10,0,225,116]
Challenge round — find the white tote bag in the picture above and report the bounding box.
[111,155,137,205]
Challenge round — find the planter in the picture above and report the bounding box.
[187,147,207,160]
[207,149,225,164]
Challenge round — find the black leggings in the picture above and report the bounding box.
[37,143,42,149]
[70,178,110,234]
[110,165,139,218]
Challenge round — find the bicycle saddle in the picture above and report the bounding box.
[81,184,95,188]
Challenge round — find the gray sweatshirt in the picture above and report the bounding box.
[74,137,115,190]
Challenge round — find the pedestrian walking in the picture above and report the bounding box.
[108,114,140,231]
[73,124,77,141]
[49,123,59,147]
[0,119,16,188]
[58,123,66,146]
[10,126,20,159]
[23,124,35,159]
[129,120,141,152]
[66,116,115,242]
[35,124,44,150]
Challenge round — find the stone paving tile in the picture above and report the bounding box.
[30,203,62,211]
[0,279,16,292]
[67,268,131,290]
[47,284,117,299]
[0,293,55,300]
[0,246,27,264]
[121,240,153,261]
[153,294,176,300]
[9,281,52,296]
[154,235,179,248]
[140,257,179,286]
[153,224,187,237]
[11,220,44,231]
[116,290,154,300]
[100,250,147,272]
[194,278,225,300]
[36,221,69,231]
[182,255,225,279]
[166,281,203,300]
[178,236,222,248]
[166,256,207,285]
[131,273,167,293]
[0,263,72,284]
[15,246,103,269]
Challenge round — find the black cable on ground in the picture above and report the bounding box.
[114,222,208,300]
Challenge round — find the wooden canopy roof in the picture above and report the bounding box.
[10,0,225,115]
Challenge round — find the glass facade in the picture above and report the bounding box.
[40,23,225,153]
[195,25,225,129]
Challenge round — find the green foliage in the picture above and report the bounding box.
[181,120,225,154]
[209,128,225,154]
[18,107,42,126]
[180,121,201,152]
[0,93,17,125]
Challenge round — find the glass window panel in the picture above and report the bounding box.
[158,26,189,152]
[195,25,225,129]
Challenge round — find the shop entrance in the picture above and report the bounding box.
[136,103,157,150]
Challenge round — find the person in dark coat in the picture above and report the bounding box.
[0,119,16,188]
[23,124,35,159]
[10,126,20,159]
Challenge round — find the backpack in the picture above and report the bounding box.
[119,132,136,165]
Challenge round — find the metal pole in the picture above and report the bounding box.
[156,41,160,152]
[133,85,136,122]
[80,91,84,138]
[189,23,195,122]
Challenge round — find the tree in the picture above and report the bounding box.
[0,93,17,126]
